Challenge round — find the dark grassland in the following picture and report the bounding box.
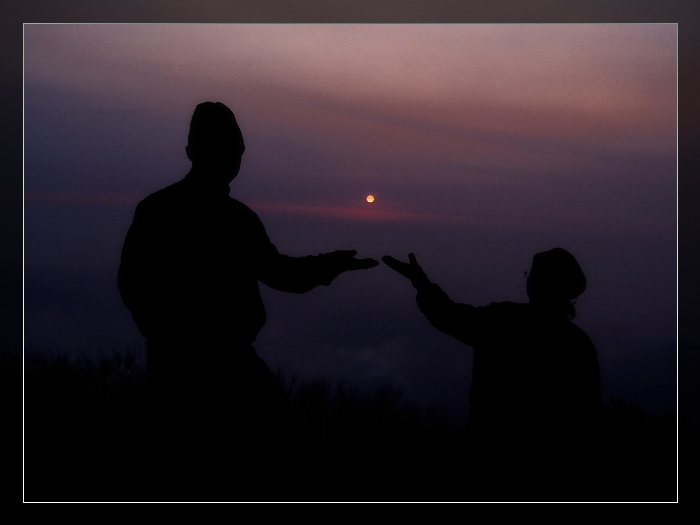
[22,349,678,502]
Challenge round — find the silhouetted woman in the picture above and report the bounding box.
[383,248,601,497]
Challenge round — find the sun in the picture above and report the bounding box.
[366,195,375,203]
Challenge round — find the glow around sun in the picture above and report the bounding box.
[366,195,375,203]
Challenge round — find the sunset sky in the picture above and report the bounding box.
[23,24,677,420]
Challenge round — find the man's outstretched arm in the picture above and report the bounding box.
[260,248,379,293]
[243,202,378,293]
[382,253,477,346]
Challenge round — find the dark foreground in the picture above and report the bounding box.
[22,351,678,502]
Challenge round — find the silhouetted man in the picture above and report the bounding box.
[117,102,377,492]
[383,249,600,496]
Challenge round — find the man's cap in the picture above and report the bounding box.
[188,101,245,153]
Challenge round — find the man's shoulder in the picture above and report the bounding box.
[226,198,267,227]
[227,197,258,215]
[136,180,186,210]
[133,181,266,232]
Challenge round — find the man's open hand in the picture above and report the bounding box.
[326,250,379,271]
[318,250,379,285]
